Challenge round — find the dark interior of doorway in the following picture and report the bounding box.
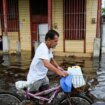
[31,0,48,15]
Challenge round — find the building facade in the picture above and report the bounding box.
[0,0,101,56]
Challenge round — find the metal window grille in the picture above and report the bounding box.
[0,0,19,32]
[64,0,86,40]
[7,0,19,31]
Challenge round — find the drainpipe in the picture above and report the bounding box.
[99,0,102,60]
[96,0,101,38]
[63,0,65,52]
[93,0,102,57]
[3,0,9,53]
[48,0,52,30]
[16,1,21,55]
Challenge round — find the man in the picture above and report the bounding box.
[27,29,68,92]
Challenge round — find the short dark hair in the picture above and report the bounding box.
[45,30,59,41]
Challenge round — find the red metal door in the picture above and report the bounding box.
[31,23,38,43]
[31,15,48,51]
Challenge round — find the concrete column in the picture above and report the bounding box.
[16,40,21,55]
[3,0,9,53]
[3,35,9,52]
[93,38,100,57]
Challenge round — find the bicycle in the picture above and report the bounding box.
[0,80,93,105]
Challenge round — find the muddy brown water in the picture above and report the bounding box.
[0,52,100,104]
[0,52,99,90]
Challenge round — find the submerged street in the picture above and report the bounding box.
[1,52,105,104]
[0,52,99,93]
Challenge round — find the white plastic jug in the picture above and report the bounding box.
[67,66,86,88]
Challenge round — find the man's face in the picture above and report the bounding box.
[49,35,59,48]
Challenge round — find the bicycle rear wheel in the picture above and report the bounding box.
[53,92,93,105]
[0,91,22,105]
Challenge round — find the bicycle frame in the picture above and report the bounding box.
[24,85,61,104]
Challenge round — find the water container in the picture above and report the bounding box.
[67,66,86,88]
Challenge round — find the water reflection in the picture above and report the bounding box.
[0,52,31,92]
[0,52,99,96]
[2,54,10,66]
[91,54,105,100]
[16,54,21,63]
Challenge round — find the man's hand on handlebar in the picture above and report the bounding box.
[62,70,68,77]
[57,66,65,71]
[57,66,68,77]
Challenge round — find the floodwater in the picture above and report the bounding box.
[90,54,105,101]
[90,23,105,104]
[0,51,100,104]
[0,52,99,91]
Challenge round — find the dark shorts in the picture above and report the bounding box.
[28,76,49,92]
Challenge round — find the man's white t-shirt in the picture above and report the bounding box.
[27,42,53,83]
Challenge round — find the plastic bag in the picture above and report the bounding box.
[60,74,73,92]
[15,81,30,90]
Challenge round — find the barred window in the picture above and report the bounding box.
[0,0,19,32]
[7,0,19,31]
[64,0,86,40]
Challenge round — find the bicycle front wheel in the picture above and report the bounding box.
[60,96,92,105]
[53,93,93,105]
[0,91,22,105]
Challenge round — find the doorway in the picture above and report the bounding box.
[30,0,48,54]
